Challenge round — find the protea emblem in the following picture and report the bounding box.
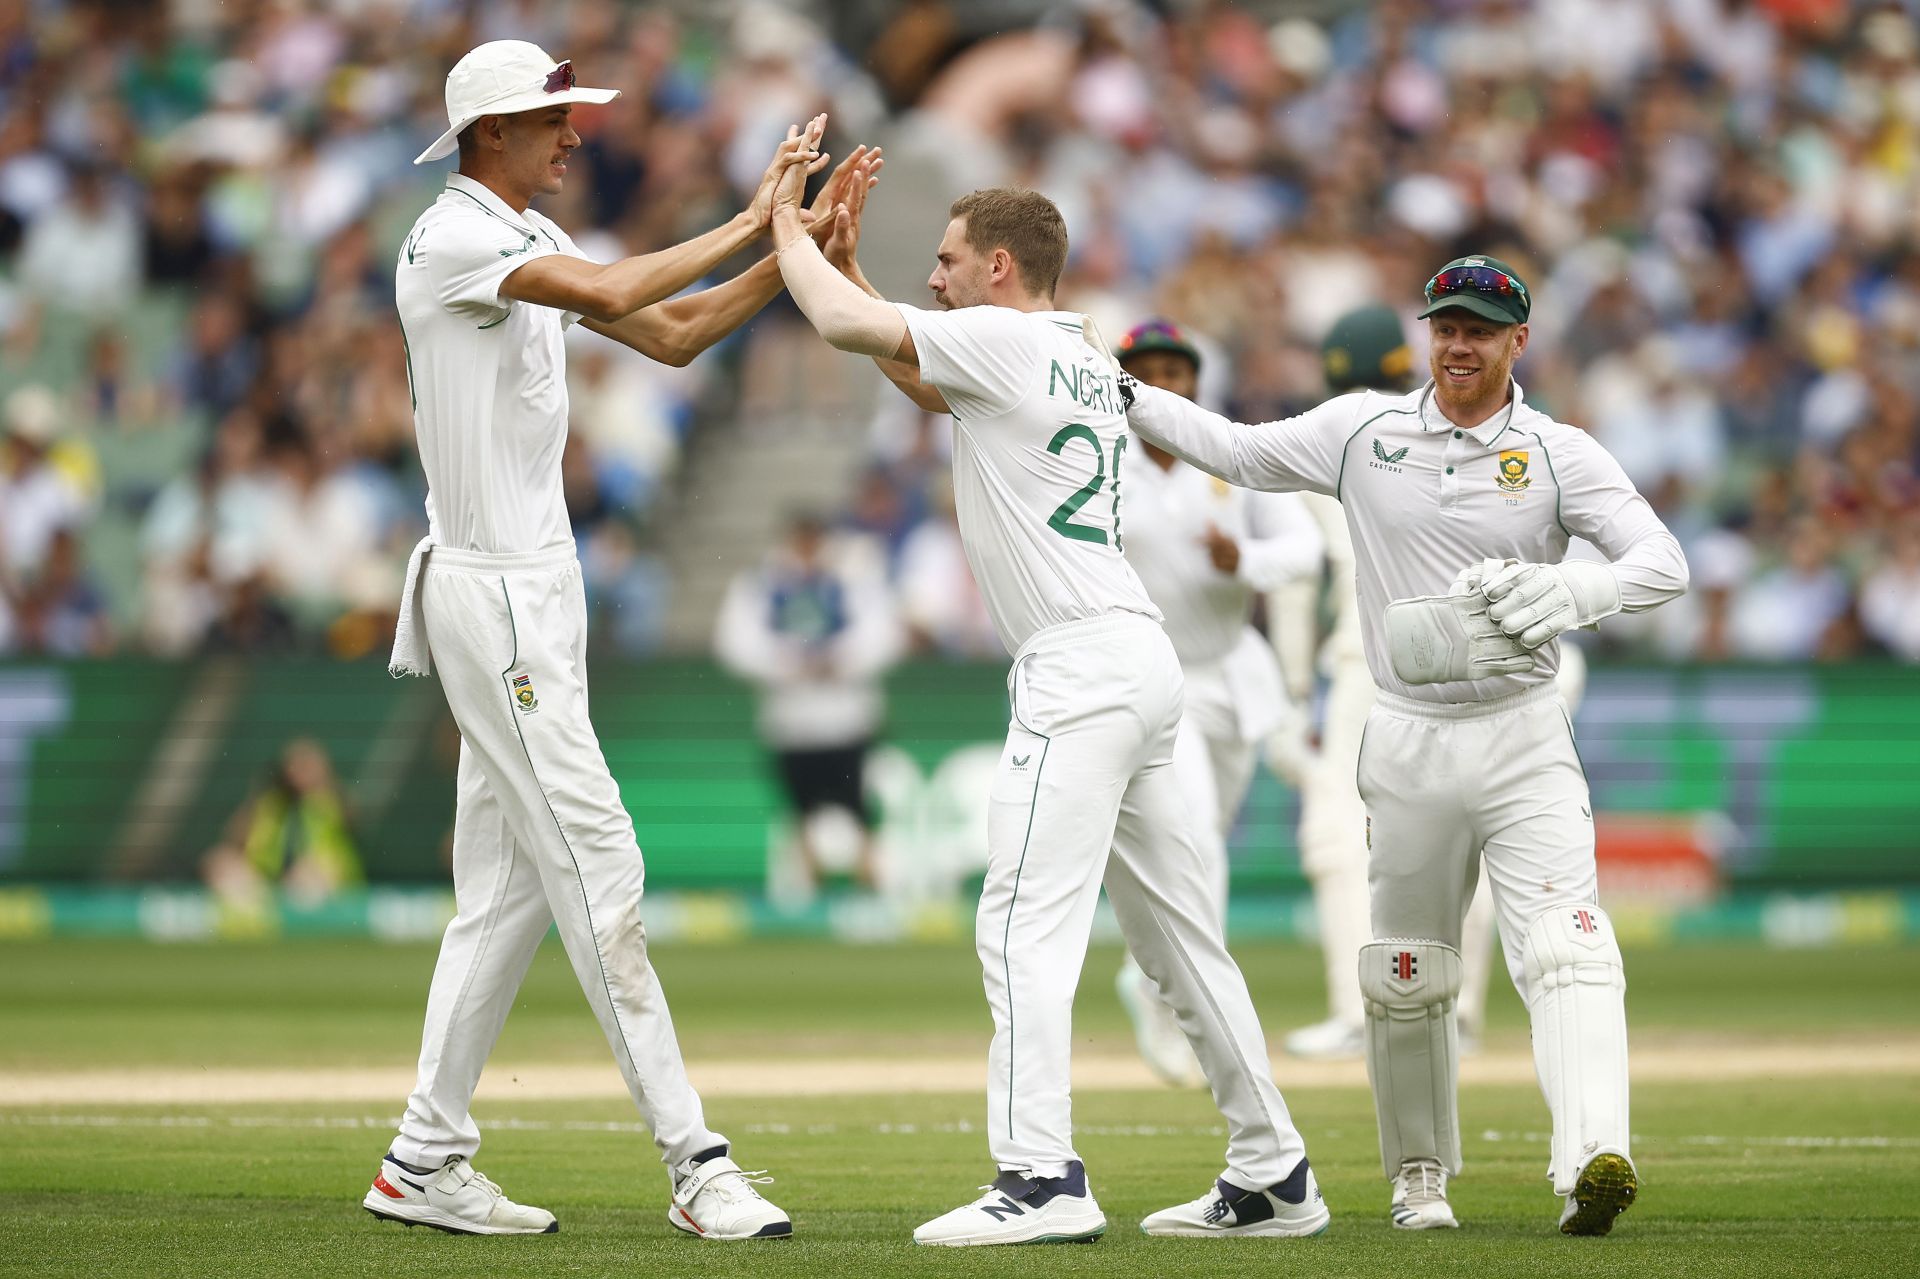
[1497,450,1531,493]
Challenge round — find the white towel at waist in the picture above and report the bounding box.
[388,536,433,678]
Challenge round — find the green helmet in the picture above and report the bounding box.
[1322,304,1414,394]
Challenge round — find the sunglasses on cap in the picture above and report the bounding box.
[544,60,576,93]
[1424,265,1528,305]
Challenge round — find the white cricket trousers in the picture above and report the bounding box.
[1168,655,1260,920]
[1358,682,1600,1001]
[390,543,723,1171]
[980,612,1308,1187]
[1295,655,1376,1026]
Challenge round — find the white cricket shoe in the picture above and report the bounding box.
[1390,1156,1459,1230]
[1559,1149,1637,1236]
[362,1152,557,1235]
[1140,1159,1330,1238]
[668,1153,792,1240]
[1284,1017,1365,1060]
[1116,962,1203,1087]
[914,1162,1106,1246]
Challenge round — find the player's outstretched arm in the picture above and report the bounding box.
[585,145,881,366]
[768,145,914,365]
[816,167,949,415]
[1121,375,1343,497]
[503,117,829,324]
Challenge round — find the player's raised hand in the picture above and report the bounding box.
[809,145,881,247]
[753,113,828,228]
[823,148,883,271]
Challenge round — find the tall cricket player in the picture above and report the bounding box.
[1118,257,1687,1236]
[1110,319,1323,1086]
[369,41,861,1239]
[770,172,1327,1244]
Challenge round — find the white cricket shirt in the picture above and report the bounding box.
[1121,452,1321,667]
[897,305,1161,653]
[1126,380,1689,703]
[395,173,590,555]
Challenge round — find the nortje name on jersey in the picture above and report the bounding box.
[1048,360,1119,413]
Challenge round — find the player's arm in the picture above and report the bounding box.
[767,157,914,363]
[814,159,948,413]
[1232,490,1327,592]
[836,250,950,413]
[1121,378,1346,496]
[504,118,828,324]
[1480,431,1690,650]
[583,146,884,366]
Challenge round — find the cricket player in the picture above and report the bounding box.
[771,173,1328,1244]
[1285,307,1591,1060]
[1280,305,1415,1061]
[1118,257,1688,1237]
[1110,319,1323,1086]
[368,41,859,1239]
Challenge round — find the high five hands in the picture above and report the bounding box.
[764,114,882,271]
[748,114,830,229]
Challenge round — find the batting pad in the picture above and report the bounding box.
[1521,904,1629,1194]
[1359,939,1464,1178]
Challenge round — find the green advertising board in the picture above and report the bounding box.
[2,658,1917,890]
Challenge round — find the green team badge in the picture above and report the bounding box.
[1497,449,1532,493]
[512,673,538,712]
[1373,439,1409,465]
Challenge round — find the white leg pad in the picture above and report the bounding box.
[1359,939,1464,1178]
[1520,904,1629,1194]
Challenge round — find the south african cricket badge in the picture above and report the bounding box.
[1497,449,1531,494]
[511,672,538,713]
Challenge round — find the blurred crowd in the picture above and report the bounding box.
[1,0,1917,665]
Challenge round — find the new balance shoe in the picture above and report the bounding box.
[914,1162,1106,1246]
[1116,961,1202,1087]
[362,1152,557,1235]
[1559,1149,1637,1236]
[1283,1017,1365,1060]
[1389,1156,1459,1230]
[1140,1158,1330,1238]
[668,1151,791,1240]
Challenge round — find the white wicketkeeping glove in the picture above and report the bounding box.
[1482,560,1623,650]
[1385,591,1537,685]
[1449,557,1517,597]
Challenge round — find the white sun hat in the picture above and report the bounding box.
[414,40,619,166]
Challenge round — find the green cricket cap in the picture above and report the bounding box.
[1321,304,1414,393]
[1416,255,1531,325]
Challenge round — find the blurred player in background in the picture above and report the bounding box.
[1120,257,1687,1236]
[1276,304,1415,1061]
[1110,319,1322,1086]
[714,511,904,893]
[772,172,1329,1244]
[371,42,863,1240]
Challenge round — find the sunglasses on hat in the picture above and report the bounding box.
[544,60,576,93]
[1424,265,1528,306]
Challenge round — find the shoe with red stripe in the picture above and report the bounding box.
[668,1152,792,1240]
[362,1152,557,1235]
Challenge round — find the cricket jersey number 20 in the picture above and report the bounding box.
[1047,423,1126,551]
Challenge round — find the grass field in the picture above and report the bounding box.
[4,936,1917,1277]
